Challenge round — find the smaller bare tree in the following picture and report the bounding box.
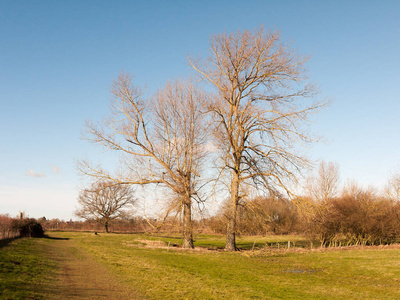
[307,160,340,202]
[79,74,210,247]
[75,181,136,233]
[342,180,376,199]
[385,171,400,201]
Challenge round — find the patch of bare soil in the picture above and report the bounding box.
[43,237,142,299]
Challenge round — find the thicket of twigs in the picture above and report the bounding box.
[297,195,400,246]
[0,214,19,239]
[206,190,400,246]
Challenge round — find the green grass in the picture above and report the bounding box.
[129,232,306,249]
[0,237,57,299]
[2,232,400,299]
[55,232,400,299]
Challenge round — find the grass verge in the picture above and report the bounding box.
[0,237,57,299]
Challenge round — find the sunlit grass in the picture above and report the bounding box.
[120,232,307,249]
[53,231,400,299]
[0,237,57,299]
[2,232,400,299]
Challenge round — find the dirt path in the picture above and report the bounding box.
[42,235,142,299]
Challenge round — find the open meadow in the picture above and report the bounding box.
[2,232,400,299]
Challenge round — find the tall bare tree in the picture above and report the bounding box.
[75,181,136,233]
[79,74,209,248]
[307,160,340,202]
[190,27,325,251]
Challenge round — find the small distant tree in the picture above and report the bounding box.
[307,161,340,202]
[75,181,136,233]
[385,171,400,201]
[342,180,375,199]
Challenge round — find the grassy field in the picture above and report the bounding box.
[2,232,400,299]
[0,237,57,299]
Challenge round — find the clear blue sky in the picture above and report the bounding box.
[1,0,399,220]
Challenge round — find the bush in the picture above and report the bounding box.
[240,196,299,235]
[206,196,299,236]
[11,218,45,238]
[298,192,400,246]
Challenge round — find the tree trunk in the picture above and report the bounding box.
[226,171,240,251]
[104,219,109,233]
[182,198,194,249]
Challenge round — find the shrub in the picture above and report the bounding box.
[206,196,299,236]
[11,218,45,238]
[298,192,400,246]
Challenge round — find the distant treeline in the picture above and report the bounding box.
[3,184,400,247]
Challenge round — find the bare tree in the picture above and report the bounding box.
[307,160,340,202]
[342,180,376,199]
[79,74,209,248]
[75,181,136,233]
[189,27,325,251]
[385,171,400,201]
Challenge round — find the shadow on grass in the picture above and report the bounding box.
[43,234,70,240]
[0,236,20,249]
[0,234,69,248]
